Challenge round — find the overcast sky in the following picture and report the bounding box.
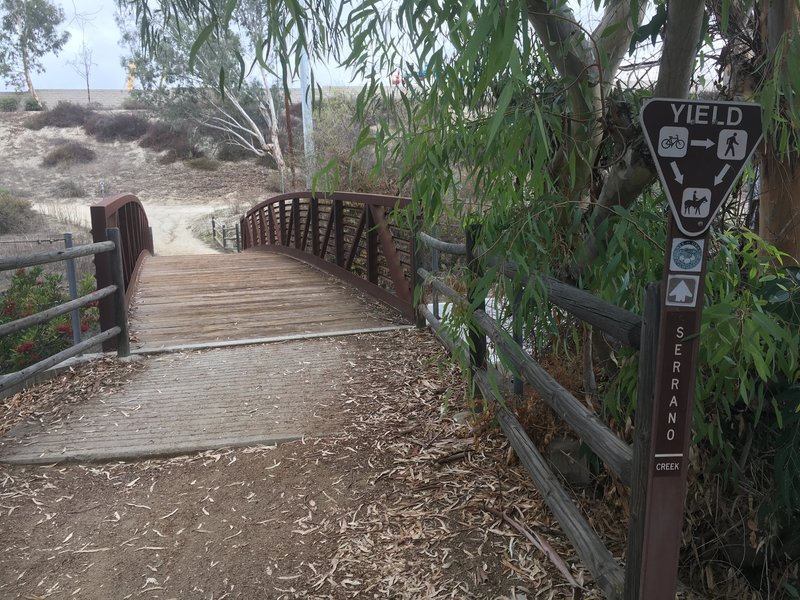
[0,0,356,91]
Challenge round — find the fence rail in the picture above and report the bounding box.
[0,228,131,395]
[416,229,661,600]
[211,217,241,252]
[241,191,416,320]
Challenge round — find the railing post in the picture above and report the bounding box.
[222,225,227,249]
[431,225,440,320]
[512,288,524,397]
[63,232,82,347]
[624,282,662,599]
[366,205,379,284]
[334,198,344,267]
[465,221,487,386]
[212,217,216,242]
[310,195,320,256]
[293,197,301,249]
[410,214,426,329]
[106,228,130,357]
[90,205,115,350]
[235,223,241,252]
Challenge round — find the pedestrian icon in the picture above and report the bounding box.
[681,188,711,218]
[717,129,748,160]
[666,275,700,307]
[658,126,688,158]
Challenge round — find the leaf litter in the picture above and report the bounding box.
[0,330,637,599]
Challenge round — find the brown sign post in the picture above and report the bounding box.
[638,98,762,599]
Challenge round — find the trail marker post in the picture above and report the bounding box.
[637,98,762,599]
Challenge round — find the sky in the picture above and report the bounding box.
[0,1,657,92]
[0,0,356,91]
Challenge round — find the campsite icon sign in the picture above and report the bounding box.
[640,99,763,237]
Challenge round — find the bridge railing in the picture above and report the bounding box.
[91,194,153,347]
[416,230,661,599]
[240,191,417,320]
[0,228,131,395]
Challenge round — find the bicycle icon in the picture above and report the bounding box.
[661,135,685,150]
[657,126,689,158]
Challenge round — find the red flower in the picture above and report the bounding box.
[2,301,15,316]
[15,341,34,353]
[15,268,26,277]
[55,323,72,334]
[80,322,89,333]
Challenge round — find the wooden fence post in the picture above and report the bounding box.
[623,282,661,599]
[106,228,130,357]
[410,214,426,328]
[465,222,487,385]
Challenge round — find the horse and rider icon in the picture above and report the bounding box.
[681,188,711,218]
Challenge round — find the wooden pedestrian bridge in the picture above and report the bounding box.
[0,191,420,465]
[0,190,672,598]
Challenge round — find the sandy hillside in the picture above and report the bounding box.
[0,112,284,255]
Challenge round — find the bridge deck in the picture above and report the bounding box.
[0,251,411,464]
[130,251,405,352]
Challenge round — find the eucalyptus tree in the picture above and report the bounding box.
[116,1,287,172]
[0,0,69,106]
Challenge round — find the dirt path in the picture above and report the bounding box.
[0,331,608,599]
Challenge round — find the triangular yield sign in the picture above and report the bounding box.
[640,99,763,237]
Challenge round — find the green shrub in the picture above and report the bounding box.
[139,121,196,160]
[0,96,19,112]
[0,190,39,234]
[42,142,96,167]
[216,143,252,162]
[121,96,150,110]
[313,94,401,194]
[84,113,149,142]
[186,157,219,171]
[24,97,44,111]
[0,268,98,374]
[25,101,95,130]
[54,180,87,198]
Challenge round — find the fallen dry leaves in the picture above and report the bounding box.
[0,330,700,599]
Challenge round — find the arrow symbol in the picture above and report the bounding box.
[669,281,694,303]
[714,164,731,186]
[670,161,684,184]
[690,138,715,149]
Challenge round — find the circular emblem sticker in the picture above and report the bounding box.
[672,240,703,271]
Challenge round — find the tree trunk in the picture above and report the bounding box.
[760,147,800,261]
[757,0,800,262]
[258,66,287,177]
[21,47,40,106]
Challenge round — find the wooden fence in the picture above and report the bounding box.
[211,218,241,252]
[417,230,662,599]
[0,228,131,395]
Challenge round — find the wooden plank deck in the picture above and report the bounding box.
[129,251,408,352]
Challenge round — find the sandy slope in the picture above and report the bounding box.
[0,113,282,255]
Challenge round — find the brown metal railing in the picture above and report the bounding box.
[91,194,153,348]
[241,191,417,320]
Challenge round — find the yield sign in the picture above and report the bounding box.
[641,99,763,237]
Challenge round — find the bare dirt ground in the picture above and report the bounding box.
[0,112,617,599]
[0,331,613,600]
